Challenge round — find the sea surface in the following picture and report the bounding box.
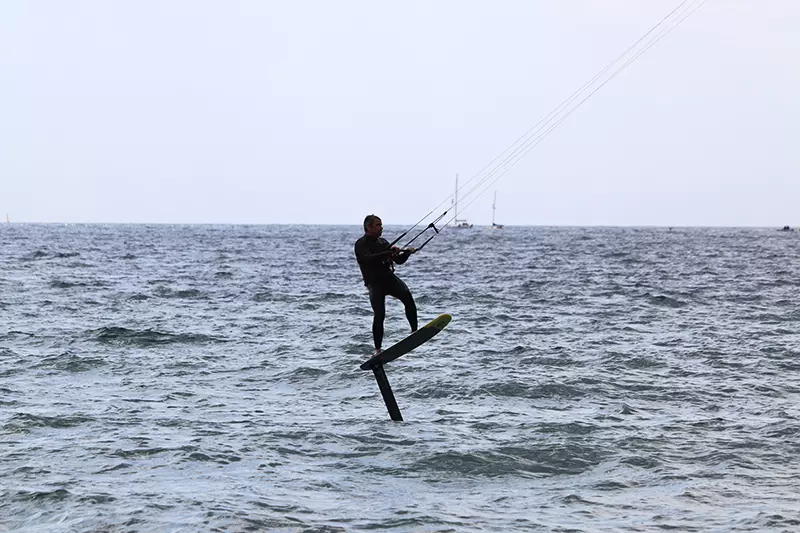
[1,224,799,532]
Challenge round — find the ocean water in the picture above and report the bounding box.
[1,223,799,533]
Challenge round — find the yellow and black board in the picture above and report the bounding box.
[360,314,451,422]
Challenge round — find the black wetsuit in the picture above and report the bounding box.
[354,235,418,350]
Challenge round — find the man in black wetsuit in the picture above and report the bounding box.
[354,214,418,355]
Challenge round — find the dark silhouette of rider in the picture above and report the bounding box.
[354,214,417,354]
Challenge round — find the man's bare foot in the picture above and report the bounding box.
[374,348,382,356]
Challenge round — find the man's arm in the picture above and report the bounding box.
[355,239,392,264]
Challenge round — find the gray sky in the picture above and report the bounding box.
[2,1,798,226]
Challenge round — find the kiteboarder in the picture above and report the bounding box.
[354,215,418,355]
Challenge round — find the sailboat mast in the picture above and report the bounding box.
[492,191,496,226]
[454,173,459,223]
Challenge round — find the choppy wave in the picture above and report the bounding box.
[90,326,224,346]
[5,413,95,432]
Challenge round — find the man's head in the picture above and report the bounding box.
[364,214,383,237]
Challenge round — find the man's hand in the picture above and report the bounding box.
[390,246,415,258]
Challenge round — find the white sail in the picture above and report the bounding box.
[491,191,503,229]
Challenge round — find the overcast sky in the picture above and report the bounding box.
[1,1,798,226]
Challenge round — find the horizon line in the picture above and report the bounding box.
[1,221,797,229]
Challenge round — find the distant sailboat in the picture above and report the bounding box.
[4,213,8,224]
[453,174,473,229]
[491,191,504,229]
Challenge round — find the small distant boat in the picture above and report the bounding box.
[453,174,473,229]
[491,191,504,229]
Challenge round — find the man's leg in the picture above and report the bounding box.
[387,276,418,332]
[368,285,387,352]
